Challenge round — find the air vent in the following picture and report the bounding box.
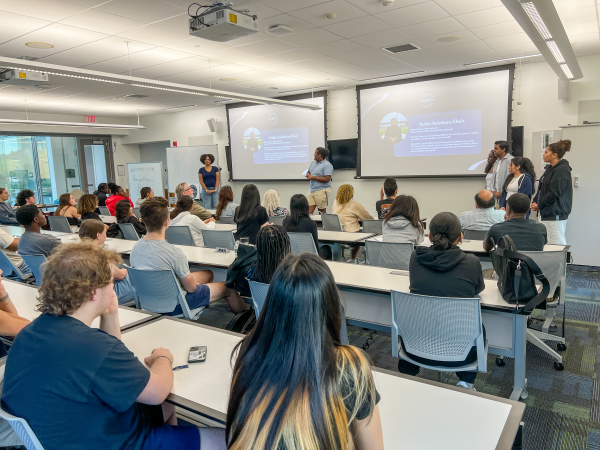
[382,43,419,54]
[124,94,148,99]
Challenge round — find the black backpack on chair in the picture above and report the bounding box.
[490,235,550,314]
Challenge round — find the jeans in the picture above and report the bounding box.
[114,273,135,305]
[201,187,219,209]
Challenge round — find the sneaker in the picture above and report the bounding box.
[456,381,477,391]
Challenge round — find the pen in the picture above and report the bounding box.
[173,364,189,371]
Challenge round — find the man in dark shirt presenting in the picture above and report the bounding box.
[245,131,259,153]
[484,193,547,252]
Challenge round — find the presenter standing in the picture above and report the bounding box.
[198,154,220,210]
[305,147,333,215]
[531,140,572,245]
[491,140,513,200]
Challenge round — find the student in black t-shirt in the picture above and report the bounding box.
[375,177,398,219]
[115,199,147,236]
[1,242,215,449]
[234,184,270,245]
[484,193,547,252]
[402,212,485,390]
[283,193,332,259]
[227,253,383,450]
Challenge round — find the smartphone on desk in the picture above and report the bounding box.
[188,346,207,364]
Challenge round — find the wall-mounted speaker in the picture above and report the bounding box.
[207,118,219,132]
[558,79,570,100]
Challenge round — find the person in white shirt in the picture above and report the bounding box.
[458,190,505,231]
[0,228,31,278]
[491,140,514,200]
[169,195,216,246]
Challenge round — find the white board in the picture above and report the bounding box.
[127,162,164,205]
[166,145,219,205]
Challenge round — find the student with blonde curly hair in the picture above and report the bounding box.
[333,184,373,262]
[262,189,289,217]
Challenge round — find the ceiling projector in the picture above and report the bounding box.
[189,2,258,42]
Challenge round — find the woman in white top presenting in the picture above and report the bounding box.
[169,196,216,246]
[499,156,535,218]
[484,150,497,191]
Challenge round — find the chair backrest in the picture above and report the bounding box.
[20,255,47,287]
[269,215,287,226]
[118,223,140,241]
[248,279,269,317]
[288,232,318,255]
[201,229,235,250]
[363,219,383,235]
[165,226,196,247]
[321,213,343,232]
[0,366,45,450]
[365,240,413,270]
[128,267,194,318]
[99,206,110,215]
[132,208,141,218]
[463,229,489,240]
[391,290,485,372]
[520,250,567,298]
[217,215,235,224]
[0,251,26,280]
[47,216,72,233]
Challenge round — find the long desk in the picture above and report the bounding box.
[318,231,375,261]
[1,279,158,331]
[121,317,524,449]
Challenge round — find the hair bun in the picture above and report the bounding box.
[559,139,571,153]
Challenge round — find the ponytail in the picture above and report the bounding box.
[429,212,462,251]
[548,139,571,159]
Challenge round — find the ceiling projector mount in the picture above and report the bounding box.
[188,2,258,42]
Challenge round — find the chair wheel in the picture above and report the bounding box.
[520,390,529,400]
[496,358,506,367]
[554,362,564,371]
[557,343,567,351]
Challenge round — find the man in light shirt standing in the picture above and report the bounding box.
[491,140,514,200]
[305,147,334,215]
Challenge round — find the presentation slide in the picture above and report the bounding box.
[358,68,512,177]
[227,96,325,181]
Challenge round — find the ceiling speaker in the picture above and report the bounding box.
[558,79,570,100]
[207,118,219,132]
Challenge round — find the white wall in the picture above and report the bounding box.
[139,141,170,192]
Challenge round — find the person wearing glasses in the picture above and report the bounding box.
[175,183,212,221]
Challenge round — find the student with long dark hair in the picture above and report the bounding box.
[54,193,81,228]
[382,195,424,244]
[234,184,269,245]
[401,212,485,390]
[283,194,331,260]
[499,156,536,216]
[215,186,238,220]
[115,199,146,236]
[227,253,383,450]
[484,150,497,191]
[247,225,291,284]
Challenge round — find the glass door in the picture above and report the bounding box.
[79,138,110,194]
[0,136,37,205]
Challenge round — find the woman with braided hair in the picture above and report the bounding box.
[401,212,485,390]
[248,224,291,284]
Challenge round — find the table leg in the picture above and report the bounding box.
[509,314,528,401]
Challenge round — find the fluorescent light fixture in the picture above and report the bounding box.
[129,83,208,96]
[521,2,552,40]
[5,66,123,84]
[546,40,565,64]
[464,54,542,67]
[559,64,574,79]
[0,118,144,129]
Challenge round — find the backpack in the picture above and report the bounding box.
[490,235,550,313]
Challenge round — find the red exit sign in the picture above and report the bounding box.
[87,115,96,123]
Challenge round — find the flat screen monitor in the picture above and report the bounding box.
[327,139,357,170]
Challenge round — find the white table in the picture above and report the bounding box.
[207,209,217,215]
[121,317,524,448]
[1,279,157,331]
[318,231,375,261]
[99,214,116,223]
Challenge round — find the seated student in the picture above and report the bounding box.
[104,183,133,216]
[484,193,547,252]
[227,253,383,450]
[234,184,269,245]
[130,197,246,315]
[135,186,154,207]
[262,189,289,217]
[215,185,238,221]
[115,199,147,236]
[54,193,81,228]
[283,194,332,260]
[458,189,505,231]
[169,196,216,246]
[333,184,374,262]
[16,205,62,257]
[15,189,36,207]
[79,220,134,304]
[1,242,216,449]
[0,188,20,226]
[0,270,30,352]
[77,194,102,222]
[376,177,398,219]
[402,212,485,390]
[175,182,211,220]
[0,228,31,278]
[92,182,110,212]
[382,195,424,244]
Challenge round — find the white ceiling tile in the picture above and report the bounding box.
[20,24,109,47]
[374,2,449,27]
[234,55,284,70]
[414,30,480,48]
[401,17,466,39]
[482,33,532,49]
[151,14,193,36]
[0,12,52,42]
[449,49,502,64]
[554,6,597,25]
[81,37,154,56]
[350,29,413,48]
[253,0,326,13]
[257,14,317,34]
[0,0,87,22]
[0,37,79,59]
[387,47,446,63]
[96,0,186,24]
[279,55,346,71]
[564,20,599,37]
[59,10,146,35]
[117,25,190,46]
[131,47,192,62]
[334,48,400,64]
[279,29,341,46]
[494,43,540,58]
[288,0,369,27]
[321,63,384,79]
[470,21,525,40]
[432,0,502,16]
[431,39,490,55]
[225,33,271,47]
[402,55,455,69]
[554,0,595,11]
[307,39,366,56]
[236,38,299,55]
[265,49,323,63]
[162,37,228,55]
[374,62,422,75]
[346,0,430,15]
[322,16,392,39]
[201,47,263,63]
[454,6,514,29]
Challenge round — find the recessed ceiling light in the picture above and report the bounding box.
[219,77,236,81]
[436,36,461,44]
[325,13,336,19]
[25,42,54,49]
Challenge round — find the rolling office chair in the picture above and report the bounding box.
[288,232,318,255]
[47,216,73,234]
[201,230,235,250]
[269,215,287,226]
[165,226,196,247]
[362,219,383,235]
[118,223,140,241]
[463,229,489,240]
[365,240,413,271]
[0,252,32,282]
[20,255,47,287]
